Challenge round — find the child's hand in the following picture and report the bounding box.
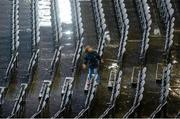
[82,64,87,69]
[101,59,104,63]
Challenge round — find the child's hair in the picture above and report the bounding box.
[84,45,91,53]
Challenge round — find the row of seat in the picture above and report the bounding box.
[1,0,63,118]
[50,0,63,73]
[72,0,111,117]
[99,0,130,117]
[156,0,174,24]
[8,0,40,117]
[9,0,61,117]
[100,68,122,118]
[53,0,87,116]
[9,84,27,118]
[153,0,174,116]
[31,0,63,117]
[50,0,85,117]
[122,0,151,117]
[29,0,40,82]
[164,17,174,55]
[7,0,20,81]
[72,0,84,70]
[155,60,172,119]
[0,0,20,87]
[31,80,52,118]
[51,76,73,118]
[12,0,20,53]
[50,46,62,72]
[150,63,172,118]
[114,0,129,63]
[0,0,12,84]
[157,0,175,59]
[0,0,21,117]
[72,1,111,117]
[135,0,152,62]
[150,0,175,118]
[51,0,62,47]
[91,0,110,57]
[53,0,111,117]
[124,67,147,118]
[32,0,40,49]
[50,0,86,117]
[76,74,99,118]
[80,0,128,117]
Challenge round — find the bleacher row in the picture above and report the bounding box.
[0,0,63,117]
[122,0,175,118]
[74,0,128,118]
[0,0,177,118]
[0,0,20,105]
[150,0,176,118]
[32,0,63,118]
[114,0,129,63]
[7,0,20,83]
[51,0,62,47]
[157,0,175,61]
[91,0,110,57]
[100,0,129,117]
[72,0,84,70]
[150,63,172,118]
[100,68,122,118]
[124,67,147,118]
[50,0,86,117]
[135,0,152,64]
[0,0,11,104]
[8,0,40,117]
[123,0,151,118]
[76,0,112,117]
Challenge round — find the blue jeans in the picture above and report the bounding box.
[88,68,100,83]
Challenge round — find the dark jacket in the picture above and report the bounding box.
[84,51,101,69]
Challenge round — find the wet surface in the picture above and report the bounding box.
[0,0,180,118]
[88,0,120,117]
[0,0,12,85]
[69,1,98,117]
[0,0,15,117]
[0,0,33,117]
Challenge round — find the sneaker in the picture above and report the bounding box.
[87,80,91,85]
[95,80,100,86]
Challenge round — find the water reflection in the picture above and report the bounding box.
[65,43,72,46]
[57,0,72,24]
[63,30,73,35]
[38,0,51,26]
[38,0,72,26]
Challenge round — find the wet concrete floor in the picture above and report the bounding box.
[0,0,180,118]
